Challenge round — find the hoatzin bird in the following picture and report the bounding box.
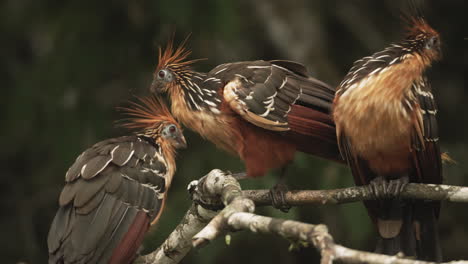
[333,17,442,260]
[150,39,342,209]
[47,96,186,264]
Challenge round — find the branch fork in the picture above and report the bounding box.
[137,169,468,264]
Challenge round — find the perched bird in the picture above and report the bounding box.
[333,17,442,260]
[149,39,342,208]
[47,96,186,264]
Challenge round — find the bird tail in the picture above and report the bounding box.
[284,75,344,163]
[413,201,442,261]
[48,197,152,264]
[286,104,343,163]
[374,200,416,257]
[373,200,442,261]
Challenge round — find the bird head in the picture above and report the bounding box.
[402,17,441,64]
[150,37,203,95]
[159,122,187,149]
[118,96,187,149]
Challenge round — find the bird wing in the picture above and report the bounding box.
[215,60,335,131]
[409,77,443,260]
[410,77,442,185]
[48,136,168,264]
[336,131,376,186]
[336,45,406,96]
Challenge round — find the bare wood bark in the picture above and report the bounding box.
[331,245,467,264]
[191,169,255,247]
[134,204,217,264]
[228,212,467,264]
[243,183,468,206]
[135,169,255,263]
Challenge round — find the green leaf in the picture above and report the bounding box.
[225,234,232,246]
[288,240,309,252]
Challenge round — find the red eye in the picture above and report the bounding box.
[158,70,166,78]
[169,125,176,133]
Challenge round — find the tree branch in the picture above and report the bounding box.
[191,169,255,248]
[243,183,468,206]
[135,169,255,264]
[134,204,217,264]
[137,169,468,264]
[228,212,467,264]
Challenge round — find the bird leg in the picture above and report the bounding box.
[386,176,409,197]
[269,167,291,213]
[369,176,388,199]
[368,175,409,199]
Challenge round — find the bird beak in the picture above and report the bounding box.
[150,79,163,94]
[436,45,443,60]
[150,80,158,94]
[175,133,187,149]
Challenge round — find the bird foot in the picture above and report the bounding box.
[387,176,409,197]
[269,183,291,213]
[368,176,409,199]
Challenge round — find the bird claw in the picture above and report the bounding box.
[269,183,291,213]
[387,176,409,197]
[368,176,387,199]
[368,176,409,199]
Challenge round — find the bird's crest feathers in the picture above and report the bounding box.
[156,35,204,71]
[404,16,438,39]
[117,96,179,131]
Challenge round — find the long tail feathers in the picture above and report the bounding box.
[286,104,344,163]
[373,200,442,261]
[414,201,442,261]
[374,201,417,257]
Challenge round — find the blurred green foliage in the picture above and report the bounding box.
[1,0,466,263]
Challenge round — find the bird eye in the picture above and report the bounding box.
[158,70,166,78]
[169,125,176,133]
[163,124,177,137]
[156,69,174,83]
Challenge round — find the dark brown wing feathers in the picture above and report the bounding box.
[286,105,343,163]
[411,79,442,185]
[410,79,443,260]
[217,60,334,126]
[215,60,340,161]
[269,60,309,77]
[108,211,151,264]
[48,136,167,264]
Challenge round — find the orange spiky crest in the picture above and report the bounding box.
[117,96,181,137]
[156,36,203,73]
[151,36,206,95]
[399,16,441,64]
[404,16,439,40]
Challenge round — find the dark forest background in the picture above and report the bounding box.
[1,0,467,263]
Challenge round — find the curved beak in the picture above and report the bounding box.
[150,79,159,94]
[436,45,443,60]
[175,133,187,149]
